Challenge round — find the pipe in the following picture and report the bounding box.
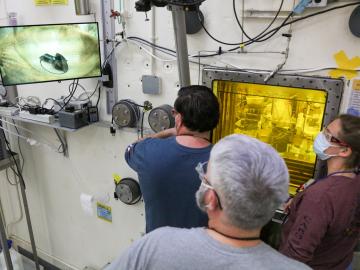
[151,8,156,75]
[170,5,191,87]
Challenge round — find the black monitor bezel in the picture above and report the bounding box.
[0,22,102,86]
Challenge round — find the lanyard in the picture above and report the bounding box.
[296,170,357,193]
[315,170,357,183]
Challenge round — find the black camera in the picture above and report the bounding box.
[135,0,167,12]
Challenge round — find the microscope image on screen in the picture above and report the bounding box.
[40,53,69,74]
[0,22,101,86]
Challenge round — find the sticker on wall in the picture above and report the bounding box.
[51,0,68,4]
[34,0,51,5]
[97,202,112,223]
[329,50,360,80]
[347,79,360,116]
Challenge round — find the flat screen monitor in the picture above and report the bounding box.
[0,22,102,86]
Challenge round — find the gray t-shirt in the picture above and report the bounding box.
[106,227,311,270]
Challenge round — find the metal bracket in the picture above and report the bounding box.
[101,0,119,114]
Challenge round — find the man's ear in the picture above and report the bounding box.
[206,190,220,211]
[339,146,352,158]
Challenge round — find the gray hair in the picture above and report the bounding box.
[209,134,289,230]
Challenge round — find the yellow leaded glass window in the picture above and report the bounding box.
[212,80,327,195]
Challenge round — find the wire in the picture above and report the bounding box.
[13,120,25,172]
[233,0,284,43]
[127,35,360,76]
[68,81,90,100]
[96,85,101,107]
[42,98,63,110]
[250,12,293,43]
[56,79,79,112]
[102,41,122,69]
[127,39,176,62]
[237,2,360,47]
[200,1,360,48]
[3,132,26,190]
[127,36,220,58]
[6,166,19,185]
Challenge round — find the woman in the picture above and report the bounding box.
[279,114,360,270]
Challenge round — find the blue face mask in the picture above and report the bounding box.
[313,131,339,160]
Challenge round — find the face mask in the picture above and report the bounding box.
[195,184,209,212]
[313,131,339,160]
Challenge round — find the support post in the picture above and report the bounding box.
[169,5,191,88]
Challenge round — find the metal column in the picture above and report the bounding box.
[101,0,119,114]
[18,172,40,270]
[0,210,13,270]
[169,5,191,87]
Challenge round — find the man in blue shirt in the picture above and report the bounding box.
[125,85,219,232]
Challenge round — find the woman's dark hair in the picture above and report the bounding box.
[338,114,360,169]
[174,85,219,132]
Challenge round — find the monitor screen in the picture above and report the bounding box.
[0,22,102,86]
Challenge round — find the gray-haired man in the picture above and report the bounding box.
[106,134,310,270]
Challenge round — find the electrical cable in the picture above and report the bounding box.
[96,85,101,107]
[199,1,360,48]
[232,2,360,49]
[5,178,24,236]
[102,41,122,69]
[257,1,360,41]
[13,120,25,172]
[5,166,19,185]
[127,36,220,58]
[249,12,293,43]
[1,129,20,180]
[68,81,90,100]
[233,0,284,42]
[0,121,23,185]
[127,34,360,75]
[56,79,79,112]
[42,98,63,110]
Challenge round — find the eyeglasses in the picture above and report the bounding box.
[323,128,348,147]
[195,161,223,210]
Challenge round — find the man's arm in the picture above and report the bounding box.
[125,128,176,171]
[140,127,176,141]
[125,140,148,172]
[279,194,331,263]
